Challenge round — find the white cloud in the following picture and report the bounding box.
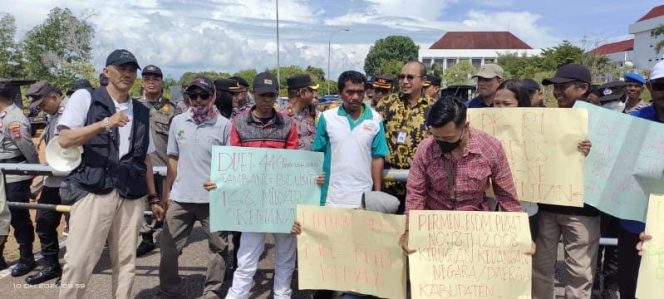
[461,10,560,47]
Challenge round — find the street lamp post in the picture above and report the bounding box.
[327,28,349,96]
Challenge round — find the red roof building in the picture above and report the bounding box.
[588,39,634,56]
[429,31,532,50]
[637,5,664,22]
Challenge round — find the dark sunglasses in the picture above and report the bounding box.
[649,80,664,91]
[186,92,212,101]
[397,74,421,81]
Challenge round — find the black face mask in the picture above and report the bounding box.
[437,128,464,153]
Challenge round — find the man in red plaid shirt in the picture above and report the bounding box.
[401,97,522,251]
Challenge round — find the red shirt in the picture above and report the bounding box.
[405,127,520,216]
[230,108,299,149]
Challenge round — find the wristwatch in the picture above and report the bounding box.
[103,117,112,132]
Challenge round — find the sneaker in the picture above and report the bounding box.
[136,240,156,257]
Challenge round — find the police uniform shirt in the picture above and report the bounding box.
[59,89,156,157]
[140,97,175,167]
[0,104,39,183]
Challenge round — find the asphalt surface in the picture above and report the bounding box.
[0,223,576,299]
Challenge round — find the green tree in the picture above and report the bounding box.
[655,24,664,53]
[374,59,404,79]
[0,13,23,78]
[363,35,418,76]
[539,40,584,70]
[305,65,325,82]
[429,63,444,77]
[443,61,475,86]
[21,8,94,90]
[497,53,542,79]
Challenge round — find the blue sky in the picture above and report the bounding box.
[2,0,662,80]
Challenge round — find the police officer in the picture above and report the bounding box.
[0,80,14,270]
[137,65,176,257]
[0,78,39,277]
[24,81,67,284]
[423,74,442,100]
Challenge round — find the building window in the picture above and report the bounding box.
[485,58,495,64]
[433,58,445,68]
[471,58,482,69]
[422,58,432,67]
[446,58,456,68]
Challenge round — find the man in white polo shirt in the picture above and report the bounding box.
[313,70,389,208]
[158,76,231,298]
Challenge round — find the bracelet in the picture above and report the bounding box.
[103,117,112,133]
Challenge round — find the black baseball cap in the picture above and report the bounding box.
[142,65,162,78]
[186,77,215,94]
[253,72,279,95]
[105,49,141,69]
[542,63,591,85]
[27,81,60,108]
[522,79,541,91]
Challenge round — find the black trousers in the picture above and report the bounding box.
[618,227,642,299]
[36,186,62,262]
[6,180,34,250]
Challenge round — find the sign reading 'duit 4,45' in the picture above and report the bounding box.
[209,146,323,233]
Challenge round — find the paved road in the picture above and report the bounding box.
[0,223,579,299]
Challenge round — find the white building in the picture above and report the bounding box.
[419,31,541,71]
[589,5,664,70]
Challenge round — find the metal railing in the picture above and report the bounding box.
[0,163,620,246]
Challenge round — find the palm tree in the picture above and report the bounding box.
[654,24,664,53]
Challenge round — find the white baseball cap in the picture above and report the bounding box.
[649,61,664,80]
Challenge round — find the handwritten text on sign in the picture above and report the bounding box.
[468,108,588,207]
[408,211,532,299]
[575,101,664,222]
[637,194,664,299]
[296,205,406,299]
[209,147,323,233]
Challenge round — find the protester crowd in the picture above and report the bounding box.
[0,47,660,299]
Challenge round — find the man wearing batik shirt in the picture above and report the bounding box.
[283,74,318,150]
[401,97,521,250]
[375,61,434,213]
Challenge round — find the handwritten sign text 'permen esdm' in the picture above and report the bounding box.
[409,211,532,299]
[468,108,588,207]
[636,194,664,299]
[209,146,323,233]
[297,205,406,299]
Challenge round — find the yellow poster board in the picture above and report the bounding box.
[636,194,664,299]
[296,205,406,299]
[408,210,532,299]
[468,108,587,207]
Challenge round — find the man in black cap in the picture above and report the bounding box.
[57,49,162,299]
[0,78,39,276]
[423,74,441,100]
[136,64,176,257]
[535,63,599,299]
[24,81,67,284]
[213,79,239,119]
[283,74,319,150]
[372,75,393,107]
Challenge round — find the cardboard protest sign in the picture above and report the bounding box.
[409,210,532,299]
[209,146,323,233]
[575,101,664,222]
[468,108,588,207]
[636,194,664,299]
[297,205,406,299]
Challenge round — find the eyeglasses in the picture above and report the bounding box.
[649,80,664,91]
[186,92,212,101]
[397,74,422,81]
